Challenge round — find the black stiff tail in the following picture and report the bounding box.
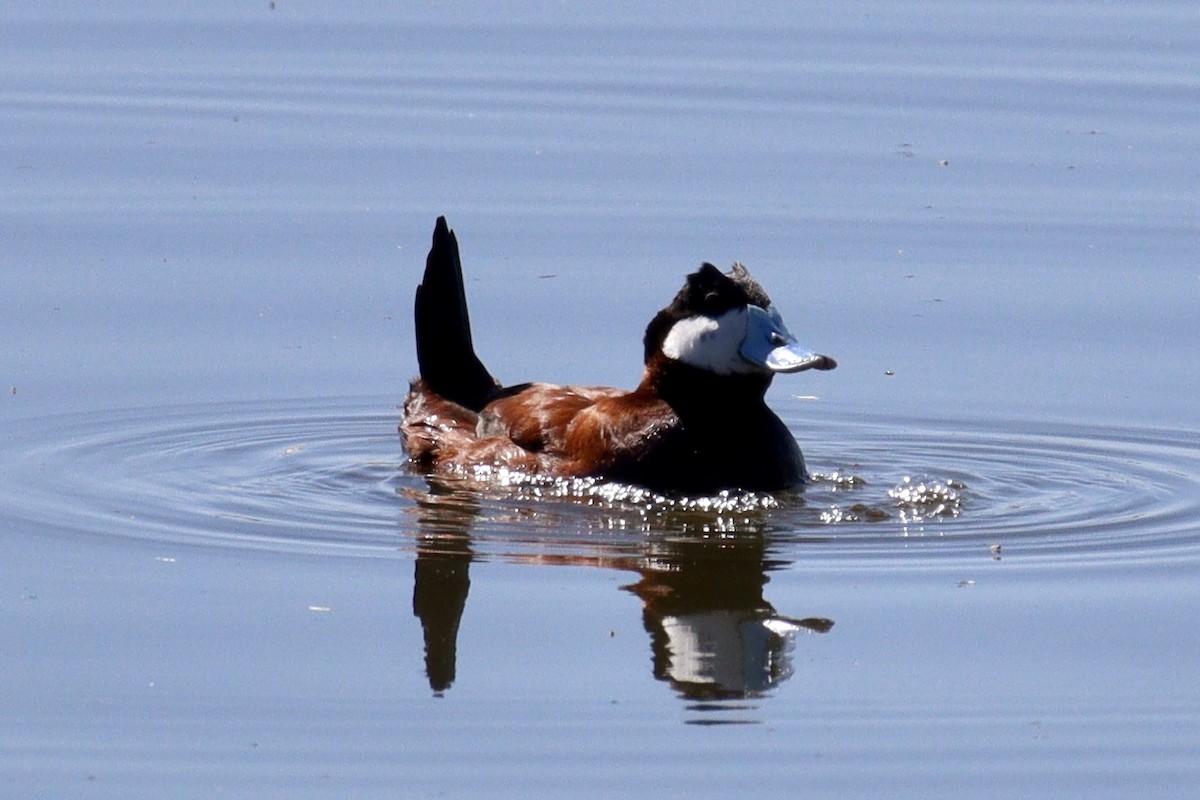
[414,216,500,411]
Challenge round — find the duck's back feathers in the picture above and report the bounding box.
[402,378,541,474]
[478,382,625,454]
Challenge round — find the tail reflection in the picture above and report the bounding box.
[412,538,471,693]
[409,480,477,694]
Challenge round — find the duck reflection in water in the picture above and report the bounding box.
[407,479,833,701]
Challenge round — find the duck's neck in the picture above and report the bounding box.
[638,354,773,417]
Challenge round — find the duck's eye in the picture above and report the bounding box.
[770,332,786,346]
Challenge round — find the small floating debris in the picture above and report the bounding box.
[307,605,333,613]
[989,544,1002,560]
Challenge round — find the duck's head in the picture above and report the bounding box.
[644,263,836,377]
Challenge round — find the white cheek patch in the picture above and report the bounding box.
[660,308,755,375]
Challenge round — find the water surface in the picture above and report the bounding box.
[3,3,1199,797]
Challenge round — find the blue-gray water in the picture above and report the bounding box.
[3,3,1199,797]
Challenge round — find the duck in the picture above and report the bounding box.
[400,216,836,494]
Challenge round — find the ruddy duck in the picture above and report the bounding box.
[401,217,835,493]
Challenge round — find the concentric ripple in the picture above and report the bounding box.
[3,398,1199,569]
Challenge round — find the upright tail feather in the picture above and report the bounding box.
[414,217,500,411]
